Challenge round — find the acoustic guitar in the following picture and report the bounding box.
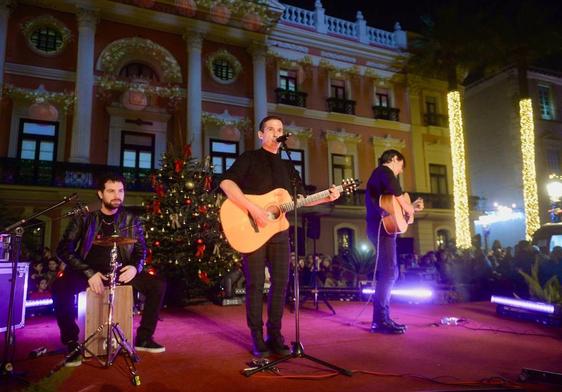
[379,192,420,235]
[220,178,360,253]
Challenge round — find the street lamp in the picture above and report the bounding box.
[546,174,562,222]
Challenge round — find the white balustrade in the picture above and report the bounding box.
[279,2,403,49]
[282,4,315,28]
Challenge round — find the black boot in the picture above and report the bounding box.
[370,320,405,334]
[388,318,407,330]
[266,332,291,356]
[251,330,270,357]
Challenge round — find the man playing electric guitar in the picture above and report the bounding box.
[365,149,424,334]
[220,115,340,357]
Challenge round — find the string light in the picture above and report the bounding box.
[447,91,471,249]
[519,98,540,240]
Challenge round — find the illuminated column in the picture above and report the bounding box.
[519,98,540,239]
[70,8,97,163]
[186,33,203,158]
[249,43,267,147]
[447,90,471,249]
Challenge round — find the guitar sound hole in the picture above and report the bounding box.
[266,205,281,220]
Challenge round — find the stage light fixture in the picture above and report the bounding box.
[25,298,54,308]
[361,287,433,299]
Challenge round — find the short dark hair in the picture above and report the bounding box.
[96,172,126,192]
[378,149,406,168]
[258,115,284,132]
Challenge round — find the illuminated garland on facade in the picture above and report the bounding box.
[97,77,185,99]
[3,84,75,111]
[519,98,541,239]
[447,91,471,249]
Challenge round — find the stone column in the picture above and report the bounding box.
[185,33,203,158]
[249,43,267,147]
[0,1,13,91]
[69,8,97,163]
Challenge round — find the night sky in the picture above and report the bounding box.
[280,0,562,71]
[280,0,453,32]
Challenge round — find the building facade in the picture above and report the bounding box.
[0,0,467,259]
[465,66,562,246]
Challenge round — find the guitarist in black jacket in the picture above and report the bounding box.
[365,150,423,334]
[220,115,340,357]
[52,173,166,367]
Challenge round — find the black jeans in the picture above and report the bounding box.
[52,270,166,345]
[367,220,398,322]
[242,234,290,335]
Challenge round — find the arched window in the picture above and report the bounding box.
[119,63,159,82]
[337,227,355,252]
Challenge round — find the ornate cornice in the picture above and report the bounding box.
[324,129,362,144]
[371,134,406,150]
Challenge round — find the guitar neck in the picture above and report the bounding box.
[279,184,344,213]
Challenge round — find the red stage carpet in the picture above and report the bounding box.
[2,300,561,391]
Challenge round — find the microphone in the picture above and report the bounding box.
[64,192,78,202]
[65,202,90,217]
[275,132,293,143]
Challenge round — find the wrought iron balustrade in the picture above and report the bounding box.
[373,105,400,121]
[423,113,449,127]
[327,97,356,115]
[333,190,481,210]
[0,158,153,192]
[274,88,307,107]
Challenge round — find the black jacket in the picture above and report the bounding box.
[56,207,146,278]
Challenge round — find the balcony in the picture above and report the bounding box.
[373,106,400,121]
[423,113,449,127]
[0,158,153,192]
[327,97,356,115]
[334,190,481,210]
[274,88,307,107]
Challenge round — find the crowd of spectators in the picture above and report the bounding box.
[27,246,65,300]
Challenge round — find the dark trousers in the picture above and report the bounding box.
[242,236,289,335]
[367,221,398,322]
[51,270,166,345]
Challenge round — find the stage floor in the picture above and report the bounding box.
[2,300,562,391]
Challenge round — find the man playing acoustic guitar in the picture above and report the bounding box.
[365,150,424,334]
[220,115,340,357]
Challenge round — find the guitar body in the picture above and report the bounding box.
[379,192,414,235]
[220,188,291,253]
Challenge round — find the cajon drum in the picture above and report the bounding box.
[78,285,133,357]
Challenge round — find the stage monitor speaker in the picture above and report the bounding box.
[307,216,320,240]
[0,262,29,332]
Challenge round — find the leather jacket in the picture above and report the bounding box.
[56,206,146,279]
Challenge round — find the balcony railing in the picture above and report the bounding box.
[334,190,481,210]
[274,88,307,107]
[0,158,153,192]
[423,113,449,127]
[327,97,356,115]
[373,105,400,121]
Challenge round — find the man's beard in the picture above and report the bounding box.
[102,199,122,211]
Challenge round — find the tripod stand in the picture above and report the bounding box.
[2,193,79,387]
[242,142,351,378]
[51,237,141,386]
[299,238,335,315]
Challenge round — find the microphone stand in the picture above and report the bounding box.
[1,194,78,385]
[243,142,351,377]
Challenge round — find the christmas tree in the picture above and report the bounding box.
[142,144,240,302]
